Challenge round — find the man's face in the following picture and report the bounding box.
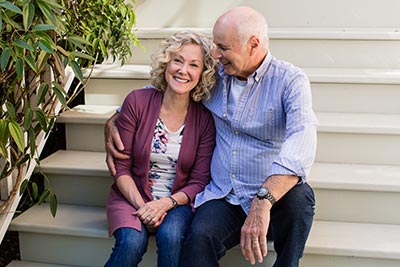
[212,23,252,80]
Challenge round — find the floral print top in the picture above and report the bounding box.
[149,117,184,199]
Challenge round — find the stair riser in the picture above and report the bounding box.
[49,174,112,207]
[65,123,400,165]
[19,233,112,267]
[312,83,400,114]
[19,231,400,267]
[130,38,400,68]
[316,133,400,165]
[313,189,400,224]
[85,79,148,106]
[19,232,277,267]
[85,77,400,114]
[65,124,105,152]
[134,0,400,28]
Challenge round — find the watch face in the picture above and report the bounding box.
[257,187,268,197]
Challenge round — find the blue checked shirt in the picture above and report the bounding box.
[194,52,318,214]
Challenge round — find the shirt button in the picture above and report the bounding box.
[231,174,236,179]
[234,131,239,135]
[223,113,227,118]
[232,151,236,155]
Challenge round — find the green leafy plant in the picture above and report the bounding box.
[0,0,138,217]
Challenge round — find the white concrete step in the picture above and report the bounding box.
[9,204,400,267]
[57,105,119,152]
[57,105,400,165]
[39,149,400,224]
[133,0,400,28]
[129,27,400,68]
[316,112,400,165]
[7,261,76,267]
[39,150,111,207]
[84,64,400,115]
[309,162,400,224]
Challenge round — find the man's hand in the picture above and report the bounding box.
[104,112,129,176]
[240,199,271,265]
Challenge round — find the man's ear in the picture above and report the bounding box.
[248,36,260,55]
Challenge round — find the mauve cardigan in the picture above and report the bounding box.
[106,88,216,235]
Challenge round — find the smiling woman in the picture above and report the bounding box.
[104,31,218,267]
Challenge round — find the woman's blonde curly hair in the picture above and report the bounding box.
[150,31,217,102]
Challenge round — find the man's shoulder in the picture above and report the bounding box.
[270,57,305,76]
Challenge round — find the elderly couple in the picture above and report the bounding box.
[103,6,317,267]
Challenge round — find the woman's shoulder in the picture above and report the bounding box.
[125,86,162,103]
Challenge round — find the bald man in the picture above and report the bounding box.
[105,6,317,267]
[179,7,317,267]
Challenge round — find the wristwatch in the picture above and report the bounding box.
[256,187,276,206]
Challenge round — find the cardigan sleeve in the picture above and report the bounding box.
[114,90,138,181]
[175,106,216,202]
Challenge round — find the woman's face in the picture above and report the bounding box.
[165,43,204,98]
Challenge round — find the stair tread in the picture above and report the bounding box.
[9,203,400,260]
[39,149,400,193]
[307,220,400,259]
[39,150,109,176]
[57,104,400,135]
[9,204,108,238]
[317,112,400,135]
[7,260,76,267]
[134,26,400,40]
[86,63,400,84]
[309,162,400,192]
[57,105,118,124]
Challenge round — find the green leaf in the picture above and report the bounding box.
[52,82,68,108]
[70,51,95,61]
[69,60,84,82]
[16,153,30,167]
[38,188,50,204]
[20,179,29,196]
[0,120,9,158]
[28,128,36,157]
[49,192,57,217]
[1,47,11,71]
[32,182,39,199]
[0,2,23,14]
[39,0,63,10]
[14,39,34,52]
[38,39,53,54]
[8,121,25,153]
[0,12,3,31]
[36,83,49,105]
[5,102,16,120]
[23,2,35,31]
[37,0,58,28]
[24,54,38,73]
[23,107,33,130]
[32,24,55,31]
[35,108,48,132]
[15,58,23,79]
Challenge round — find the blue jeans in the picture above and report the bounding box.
[105,205,193,267]
[180,183,315,267]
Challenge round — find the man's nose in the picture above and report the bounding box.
[212,48,222,59]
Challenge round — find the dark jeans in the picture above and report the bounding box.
[180,183,315,267]
[105,205,193,267]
